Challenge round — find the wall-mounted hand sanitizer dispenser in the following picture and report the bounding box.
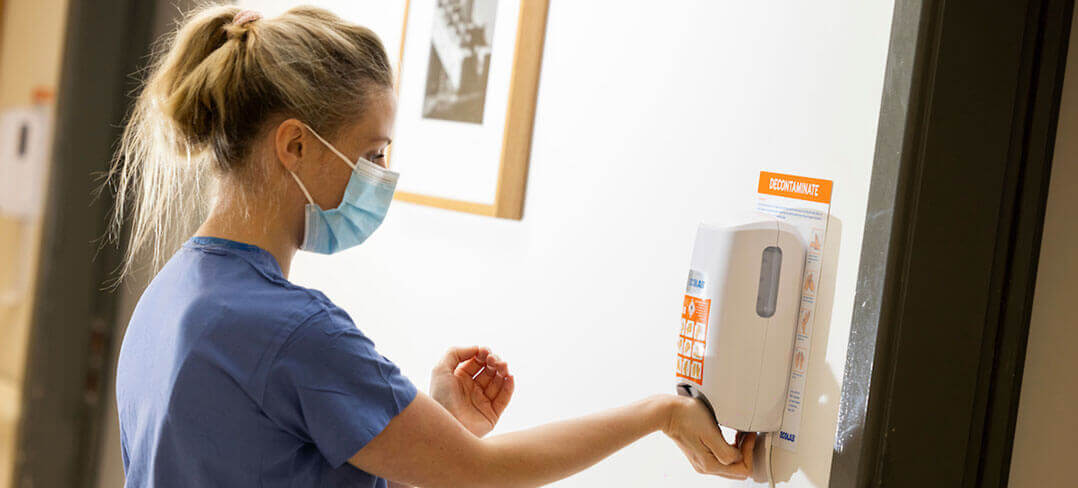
[675,220,806,432]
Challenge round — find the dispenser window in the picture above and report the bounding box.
[756,246,783,318]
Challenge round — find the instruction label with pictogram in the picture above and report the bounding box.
[756,171,833,452]
[676,270,711,385]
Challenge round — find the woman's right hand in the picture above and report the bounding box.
[662,395,754,480]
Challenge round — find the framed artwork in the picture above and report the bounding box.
[389,0,549,219]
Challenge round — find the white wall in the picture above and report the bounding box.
[1007,5,1078,486]
[96,1,895,486]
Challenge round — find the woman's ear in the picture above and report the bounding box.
[274,118,307,173]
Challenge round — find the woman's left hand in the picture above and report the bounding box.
[429,345,514,437]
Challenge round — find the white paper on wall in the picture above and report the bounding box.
[0,105,53,220]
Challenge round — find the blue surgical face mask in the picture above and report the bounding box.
[288,123,398,254]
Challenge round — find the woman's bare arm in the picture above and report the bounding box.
[349,392,749,488]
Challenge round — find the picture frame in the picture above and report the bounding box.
[389,0,549,220]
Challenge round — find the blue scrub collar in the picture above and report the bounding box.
[186,236,285,279]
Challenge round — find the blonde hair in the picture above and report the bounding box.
[104,4,393,283]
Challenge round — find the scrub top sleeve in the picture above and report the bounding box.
[120,425,130,471]
[262,309,419,468]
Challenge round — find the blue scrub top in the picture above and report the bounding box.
[116,236,418,487]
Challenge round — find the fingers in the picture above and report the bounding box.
[474,353,509,388]
[700,425,741,465]
[483,370,514,405]
[455,353,486,378]
[454,355,485,379]
[740,432,756,475]
[438,346,512,405]
[483,369,505,399]
[476,353,513,413]
[474,367,495,389]
[436,345,482,373]
[679,437,748,480]
[700,432,756,480]
[710,462,751,480]
[701,437,750,480]
[484,353,510,377]
[469,385,498,422]
[439,346,509,379]
[491,373,514,416]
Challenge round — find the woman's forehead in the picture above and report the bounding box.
[348,92,395,143]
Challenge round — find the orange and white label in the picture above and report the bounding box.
[757,171,833,204]
[755,170,834,453]
[676,295,710,385]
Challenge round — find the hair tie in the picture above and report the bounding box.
[232,10,262,27]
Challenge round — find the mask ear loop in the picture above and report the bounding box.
[302,122,358,171]
[289,171,316,206]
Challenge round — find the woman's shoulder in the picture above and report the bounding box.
[278,294,364,349]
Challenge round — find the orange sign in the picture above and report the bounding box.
[676,296,711,385]
[757,171,833,204]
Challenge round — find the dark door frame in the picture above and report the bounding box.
[13,0,158,486]
[830,0,1073,487]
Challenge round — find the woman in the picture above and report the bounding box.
[111,5,754,487]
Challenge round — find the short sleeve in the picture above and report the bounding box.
[262,308,418,468]
[119,424,130,471]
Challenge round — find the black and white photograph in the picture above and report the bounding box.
[390,0,544,219]
[422,0,498,124]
